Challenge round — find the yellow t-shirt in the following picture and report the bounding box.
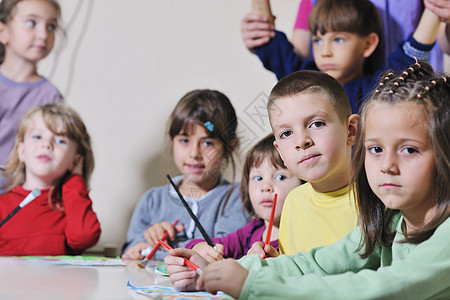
[279,182,357,254]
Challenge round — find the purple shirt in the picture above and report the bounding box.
[0,72,62,167]
[185,218,279,259]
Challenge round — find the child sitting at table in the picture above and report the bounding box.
[0,103,101,255]
[184,134,301,262]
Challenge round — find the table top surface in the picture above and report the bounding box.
[0,257,172,300]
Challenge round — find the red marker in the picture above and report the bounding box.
[157,239,203,275]
[137,219,179,269]
[262,193,277,259]
[264,193,277,246]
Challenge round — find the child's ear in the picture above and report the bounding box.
[362,33,379,58]
[346,114,360,146]
[17,142,26,162]
[70,154,83,175]
[0,22,8,45]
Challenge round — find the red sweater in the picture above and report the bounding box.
[0,175,101,256]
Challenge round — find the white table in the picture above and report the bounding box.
[0,258,171,300]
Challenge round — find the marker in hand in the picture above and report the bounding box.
[0,189,41,228]
[263,193,277,259]
[157,238,203,276]
[137,219,179,269]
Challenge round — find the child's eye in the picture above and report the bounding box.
[202,140,214,147]
[334,37,344,44]
[368,146,382,154]
[47,23,57,32]
[178,138,189,144]
[312,37,322,45]
[55,137,67,144]
[401,147,418,155]
[275,174,287,181]
[31,135,41,140]
[279,130,292,139]
[253,176,263,182]
[25,20,36,28]
[310,121,325,128]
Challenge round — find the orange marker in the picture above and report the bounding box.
[157,239,203,275]
[137,219,179,269]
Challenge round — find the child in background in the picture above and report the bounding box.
[185,134,301,262]
[0,0,63,191]
[122,89,249,261]
[165,61,450,300]
[0,103,101,256]
[241,0,441,113]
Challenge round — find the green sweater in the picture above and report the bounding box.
[238,213,450,299]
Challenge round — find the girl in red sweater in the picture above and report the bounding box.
[0,103,101,255]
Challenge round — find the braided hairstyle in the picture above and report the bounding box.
[352,60,450,258]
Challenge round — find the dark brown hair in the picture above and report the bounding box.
[168,89,239,211]
[268,70,352,124]
[308,0,382,74]
[240,134,286,217]
[352,61,450,258]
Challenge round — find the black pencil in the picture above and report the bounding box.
[166,174,216,248]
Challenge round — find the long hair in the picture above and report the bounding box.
[352,61,450,258]
[2,103,94,210]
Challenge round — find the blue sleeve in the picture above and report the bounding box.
[254,30,307,80]
[122,189,155,253]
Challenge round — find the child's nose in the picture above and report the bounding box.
[40,138,53,150]
[189,143,201,158]
[36,24,49,40]
[261,182,274,192]
[380,152,399,175]
[295,133,313,150]
[320,42,332,56]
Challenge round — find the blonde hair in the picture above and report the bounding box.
[2,103,94,209]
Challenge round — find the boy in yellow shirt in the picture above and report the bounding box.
[252,69,359,256]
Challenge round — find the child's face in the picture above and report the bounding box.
[312,31,371,84]
[172,123,224,189]
[248,158,300,226]
[271,93,356,193]
[364,102,437,224]
[0,0,57,64]
[18,112,79,190]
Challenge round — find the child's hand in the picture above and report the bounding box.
[71,155,83,175]
[192,242,224,262]
[144,221,184,246]
[197,259,248,299]
[424,0,450,22]
[247,241,279,259]
[121,242,150,260]
[165,248,209,292]
[241,13,275,51]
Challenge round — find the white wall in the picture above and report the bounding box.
[39,0,301,253]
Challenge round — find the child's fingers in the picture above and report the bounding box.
[264,244,280,257]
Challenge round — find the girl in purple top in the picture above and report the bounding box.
[185,134,301,262]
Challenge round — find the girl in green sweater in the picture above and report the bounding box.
[165,61,450,299]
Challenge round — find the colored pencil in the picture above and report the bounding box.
[157,239,203,275]
[166,174,216,248]
[137,219,179,269]
[264,193,277,245]
[0,189,40,228]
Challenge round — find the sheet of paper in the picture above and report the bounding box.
[127,281,233,299]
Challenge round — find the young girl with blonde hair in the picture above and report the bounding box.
[0,102,101,255]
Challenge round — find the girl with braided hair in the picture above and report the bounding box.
[165,61,450,299]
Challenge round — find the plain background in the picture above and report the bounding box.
[40,0,449,254]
